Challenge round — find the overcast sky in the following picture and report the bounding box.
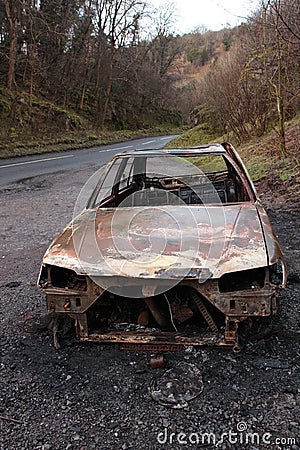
[151,0,260,32]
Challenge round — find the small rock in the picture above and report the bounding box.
[185,346,194,353]
[162,419,170,427]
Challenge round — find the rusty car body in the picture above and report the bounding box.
[38,143,286,350]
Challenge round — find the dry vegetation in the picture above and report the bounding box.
[0,0,299,178]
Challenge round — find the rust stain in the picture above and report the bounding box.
[43,204,270,279]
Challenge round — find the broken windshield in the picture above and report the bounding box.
[91,153,249,207]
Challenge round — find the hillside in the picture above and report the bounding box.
[167,115,300,208]
[0,24,250,157]
[0,86,182,159]
[1,0,299,171]
[0,25,232,157]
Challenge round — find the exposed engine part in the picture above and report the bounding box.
[145,297,169,327]
[190,291,219,333]
[164,294,178,332]
[137,309,150,326]
[170,304,193,324]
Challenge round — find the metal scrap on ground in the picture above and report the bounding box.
[149,362,203,409]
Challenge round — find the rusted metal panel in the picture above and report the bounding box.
[80,332,230,347]
[42,204,268,279]
[256,201,287,282]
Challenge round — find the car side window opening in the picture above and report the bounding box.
[94,154,250,208]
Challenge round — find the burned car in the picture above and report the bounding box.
[38,143,286,350]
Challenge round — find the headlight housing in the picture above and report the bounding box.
[38,265,87,291]
[218,268,266,292]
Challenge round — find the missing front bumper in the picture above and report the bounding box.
[42,278,278,351]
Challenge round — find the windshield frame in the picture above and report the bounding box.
[86,151,256,209]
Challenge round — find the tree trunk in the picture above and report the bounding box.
[100,48,114,127]
[29,44,35,109]
[5,0,17,89]
[79,0,92,110]
[274,0,286,155]
[262,0,287,156]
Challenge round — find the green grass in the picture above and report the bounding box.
[165,117,300,183]
[165,122,221,148]
[185,155,228,173]
[0,86,183,159]
[0,127,182,159]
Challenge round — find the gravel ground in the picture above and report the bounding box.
[0,166,299,450]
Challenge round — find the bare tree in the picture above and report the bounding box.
[4,0,18,89]
[79,0,93,110]
[147,1,179,77]
[95,0,147,126]
[262,0,286,155]
[242,0,300,154]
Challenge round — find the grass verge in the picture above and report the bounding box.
[0,126,183,159]
[166,118,300,183]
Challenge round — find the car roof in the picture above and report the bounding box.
[115,143,226,158]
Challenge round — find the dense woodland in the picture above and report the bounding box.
[0,0,299,154]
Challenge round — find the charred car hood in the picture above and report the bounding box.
[42,204,269,279]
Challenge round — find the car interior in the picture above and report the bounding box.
[94,153,251,208]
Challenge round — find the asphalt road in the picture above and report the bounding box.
[0,135,177,187]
